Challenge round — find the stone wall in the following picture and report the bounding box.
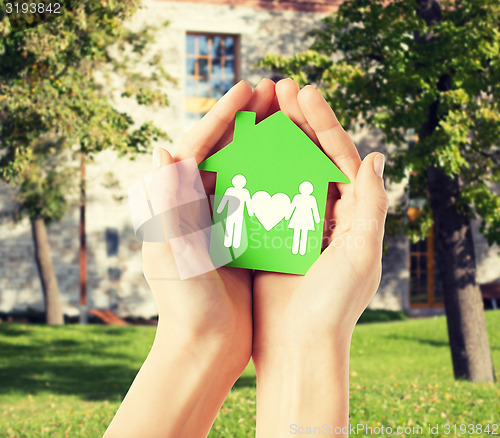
[0,150,156,318]
[0,0,336,318]
[1,0,498,317]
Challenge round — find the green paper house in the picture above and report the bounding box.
[198,110,350,275]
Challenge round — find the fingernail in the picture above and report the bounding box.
[152,147,162,169]
[374,154,385,178]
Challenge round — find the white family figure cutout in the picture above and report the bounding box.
[199,110,350,274]
[217,175,320,256]
[217,174,254,249]
[285,181,320,255]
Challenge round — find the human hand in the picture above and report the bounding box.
[253,78,388,352]
[105,80,277,438]
[251,79,389,436]
[143,78,278,354]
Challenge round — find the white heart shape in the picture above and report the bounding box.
[251,191,291,231]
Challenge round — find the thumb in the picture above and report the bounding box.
[143,147,179,280]
[148,147,179,210]
[352,152,389,258]
[152,146,175,169]
[144,147,178,247]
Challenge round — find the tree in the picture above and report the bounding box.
[261,0,499,382]
[0,0,173,324]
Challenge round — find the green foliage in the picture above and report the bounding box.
[260,0,500,244]
[0,0,174,222]
[357,308,407,324]
[1,312,499,437]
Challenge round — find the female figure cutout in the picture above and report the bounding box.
[285,181,320,255]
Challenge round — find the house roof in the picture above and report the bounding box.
[199,110,350,185]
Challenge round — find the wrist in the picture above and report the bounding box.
[106,315,250,438]
[253,337,351,377]
[153,317,251,377]
[253,326,352,368]
[254,339,351,437]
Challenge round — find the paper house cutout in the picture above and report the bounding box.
[199,110,350,275]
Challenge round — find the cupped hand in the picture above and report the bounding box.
[142,80,277,372]
[253,79,389,359]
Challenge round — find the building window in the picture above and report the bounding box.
[409,227,444,307]
[105,227,119,257]
[407,168,444,308]
[185,33,239,130]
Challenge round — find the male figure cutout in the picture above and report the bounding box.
[217,174,254,249]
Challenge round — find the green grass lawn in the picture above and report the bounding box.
[0,312,498,438]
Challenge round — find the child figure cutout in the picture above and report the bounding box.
[286,181,320,255]
[217,174,254,249]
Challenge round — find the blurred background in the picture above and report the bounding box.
[0,0,498,436]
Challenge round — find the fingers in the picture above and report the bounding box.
[148,147,178,226]
[215,79,276,149]
[194,79,275,195]
[145,147,217,282]
[151,147,178,194]
[266,95,281,118]
[247,78,276,122]
[276,79,319,144]
[351,153,389,257]
[175,80,253,164]
[153,147,175,169]
[143,148,178,280]
[297,85,361,195]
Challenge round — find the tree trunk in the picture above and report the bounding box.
[31,217,64,325]
[427,169,495,382]
[417,0,495,383]
[79,152,88,324]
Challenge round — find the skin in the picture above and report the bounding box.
[253,79,388,436]
[103,79,275,438]
[103,78,388,437]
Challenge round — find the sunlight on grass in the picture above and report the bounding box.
[0,313,498,437]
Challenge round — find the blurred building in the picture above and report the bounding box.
[0,0,498,319]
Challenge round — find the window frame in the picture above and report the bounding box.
[409,226,444,308]
[184,32,240,117]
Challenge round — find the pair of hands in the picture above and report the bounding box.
[103,78,388,438]
[143,79,388,365]
[143,77,388,389]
